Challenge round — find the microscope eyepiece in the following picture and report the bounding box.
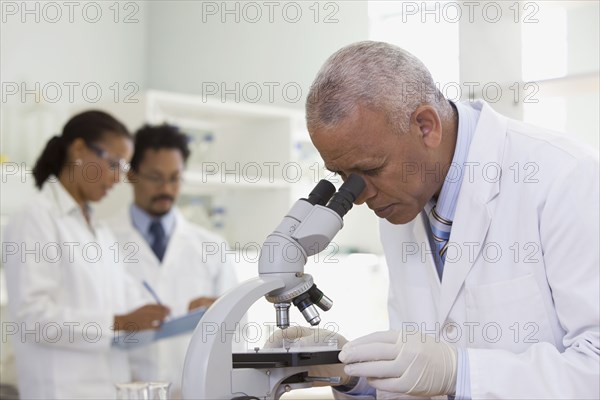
[305,179,336,206]
[326,174,366,217]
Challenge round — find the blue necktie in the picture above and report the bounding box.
[149,220,166,262]
[428,203,453,279]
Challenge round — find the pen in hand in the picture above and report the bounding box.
[142,280,163,305]
[142,281,170,325]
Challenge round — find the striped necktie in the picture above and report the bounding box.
[427,203,453,278]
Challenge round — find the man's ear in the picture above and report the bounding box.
[411,105,442,149]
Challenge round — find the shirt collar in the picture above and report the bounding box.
[433,101,481,222]
[43,176,92,218]
[130,203,177,239]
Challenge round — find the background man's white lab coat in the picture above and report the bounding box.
[380,101,599,399]
[110,208,238,397]
[3,179,145,400]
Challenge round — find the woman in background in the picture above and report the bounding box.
[3,110,170,399]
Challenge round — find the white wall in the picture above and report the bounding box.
[0,1,149,165]
[458,2,523,119]
[146,1,369,109]
[567,2,600,76]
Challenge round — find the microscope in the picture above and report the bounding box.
[182,175,365,400]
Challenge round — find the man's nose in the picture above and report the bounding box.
[158,180,177,194]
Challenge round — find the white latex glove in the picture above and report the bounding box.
[264,325,353,387]
[338,330,457,397]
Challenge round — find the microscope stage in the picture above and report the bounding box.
[232,350,341,369]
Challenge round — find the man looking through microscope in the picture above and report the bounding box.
[273,41,599,399]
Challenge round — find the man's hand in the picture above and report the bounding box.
[114,304,170,332]
[339,330,457,397]
[264,326,354,387]
[188,296,216,311]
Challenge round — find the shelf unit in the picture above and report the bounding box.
[146,90,316,247]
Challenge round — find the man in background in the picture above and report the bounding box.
[111,124,237,398]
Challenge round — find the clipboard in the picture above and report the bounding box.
[112,307,207,349]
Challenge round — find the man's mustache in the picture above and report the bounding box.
[152,195,174,203]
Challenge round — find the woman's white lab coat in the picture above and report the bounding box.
[3,178,144,399]
[380,101,599,399]
[110,208,238,397]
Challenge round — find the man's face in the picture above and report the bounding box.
[130,148,184,217]
[310,106,444,225]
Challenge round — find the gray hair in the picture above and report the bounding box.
[306,41,449,134]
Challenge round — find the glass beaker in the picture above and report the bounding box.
[147,382,171,400]
[115,382,171,400]
[115,382,149,400]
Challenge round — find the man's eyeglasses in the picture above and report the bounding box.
[135,172,183,187]
[86,142,130,173]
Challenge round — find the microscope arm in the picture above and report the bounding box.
[183,277,326,399]
[182,277,285,399]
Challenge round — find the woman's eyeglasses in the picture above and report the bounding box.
[85,142,130,173]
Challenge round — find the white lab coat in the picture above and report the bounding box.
[380,101,599,399]
[109,207,238,398]
[3,178,145,400]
